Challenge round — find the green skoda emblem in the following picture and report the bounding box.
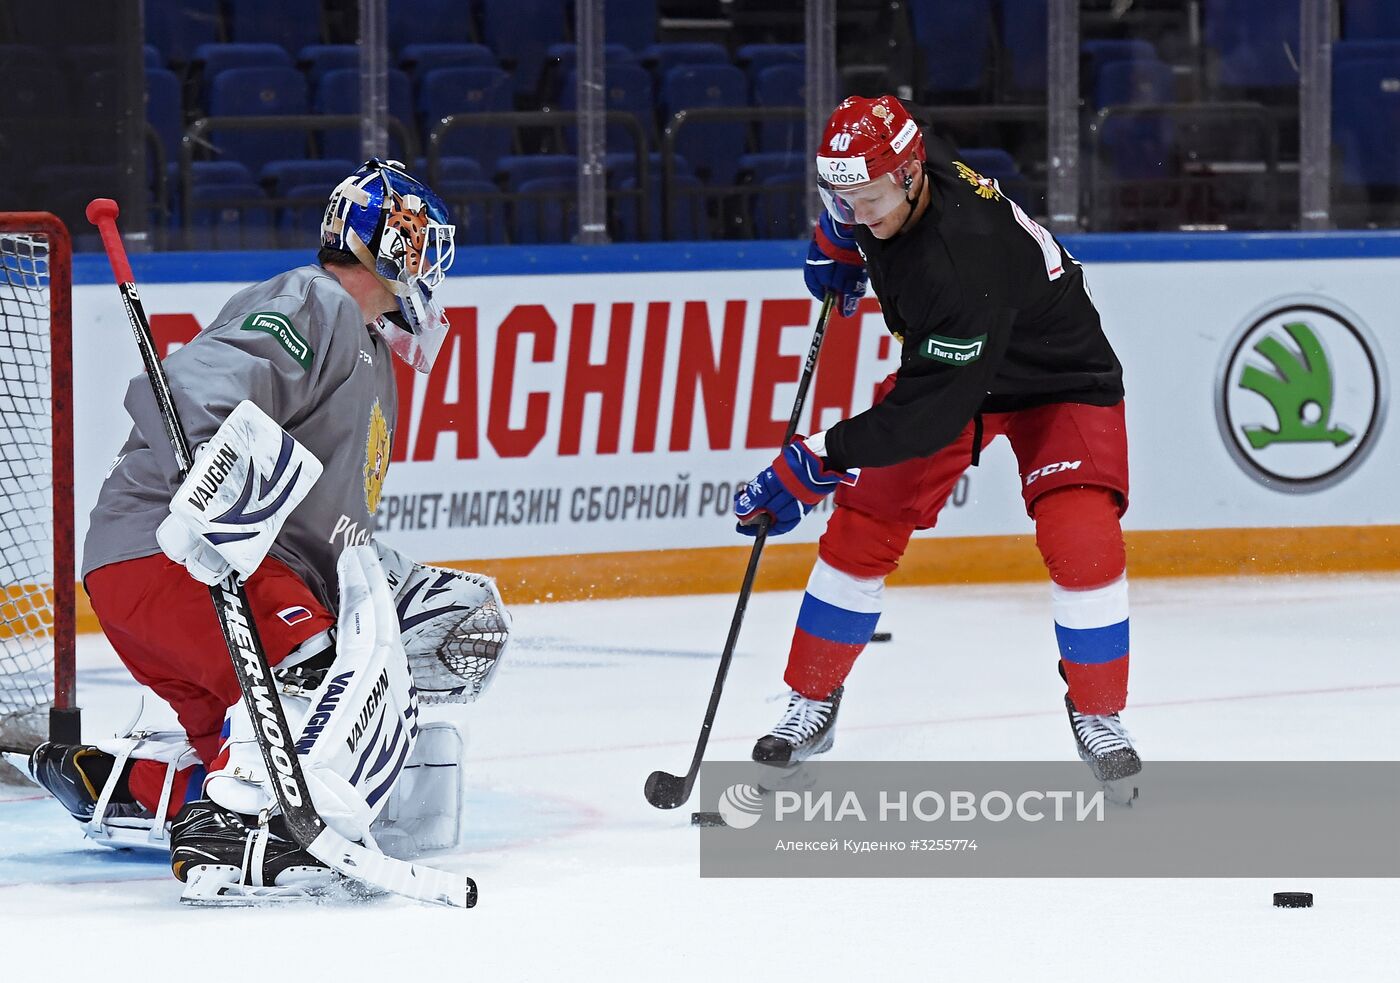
[918,333,986,365]
[1216,300,1385,493]
[241,311,313,370]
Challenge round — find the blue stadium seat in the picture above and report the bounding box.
[299,45,359,91]
[1333,39,1400,69]
[207,66,310,174]
[400,43,498,88]
[908,0,993,97]
[146,68,184,167]
[1343,1,1400,40]
[195,42,293,106]
[437,178,509,244]
[165,159,257,235]
[186,182,275,249]
[643,42,730,83]
[661,64,749,185]
[1095,59,1176,180]
[603,0,657,53]
[479,0,569,97]
[736,43,804,87]
[145,44,163,70]
[418,67,514,172]
[560,63,654,153]
[227,0,323,53]
[277,182,336,244]
[261,159,356,197]
[956,147,1030,205]
[497,154,576,189]
[388,0,476,51]
[615,170,703,241]
[998,0,1047,93]
[1081,39,1157,92]
[511,175,576,243]
[145,0,223,65]
[1203,0,1301,90]
[753,63,804,153]
[1333,58,1400,188]
[541,42,636,104]
[415,155,486,184]
[314,67,416,160]
[739,151,806,239]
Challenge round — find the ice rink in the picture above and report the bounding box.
[3,573,1397,982]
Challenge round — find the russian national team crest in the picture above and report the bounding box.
[1215,298,1387,492]
[364,399,391,513]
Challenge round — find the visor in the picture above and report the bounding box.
[373,279,450,374]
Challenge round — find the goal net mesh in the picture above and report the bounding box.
[0,228,63,754]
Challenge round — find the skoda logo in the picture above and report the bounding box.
[1215,298,1386,492]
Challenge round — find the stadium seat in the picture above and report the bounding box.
[998,0,1047,93]
[277,181,336,244]
[186,182,275,249]
[738,152,807,239]
[540,42,636,105]
[314,67,416,161]
[299,45,360,91]
[1333,39,1400,70]
[145,0,223,66]
[227,0,323,53]
[497,154,577,187]
[388,0,476,51]
[207,66,311,175]
[643,42,730,83]
[146,68,184,167]
[1342,1,1400,40]
[260,159,357,197]
[1080,39,1157,93]
[479,0,570,97]
[400,43,498,88]
[145,44,163,70]
[956,147,1032,206]
[418,66,514,173]
[1333,58,1400,189]
[660,64,749,186]
[511,175,576,243]
[604,0,657,53]
[1095,59,1176,180]
[736,44,804,87]
[437,178,509,244]
[753,63,804,153]
[907,0,993,97]
[1204,0,1301,91]
[415,155,486,185]
[195,42,293,108]
[560,63,654,153]
[615,169,704,241]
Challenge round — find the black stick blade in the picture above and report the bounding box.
[644,769,690,809]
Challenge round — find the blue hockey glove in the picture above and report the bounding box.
[733,434,858,538]
[804,211,868,318]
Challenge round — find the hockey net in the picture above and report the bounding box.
[0,213,75,761]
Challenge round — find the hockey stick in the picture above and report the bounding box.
[644,292,837,809]
[85,199,476,908]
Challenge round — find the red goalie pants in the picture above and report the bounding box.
[786,398,1131,713]
[84,554,334,817]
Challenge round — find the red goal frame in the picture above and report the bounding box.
[0,212,77,743]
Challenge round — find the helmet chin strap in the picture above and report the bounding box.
[891,163,926,236]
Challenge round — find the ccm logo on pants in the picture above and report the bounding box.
[1025,460,1082,486]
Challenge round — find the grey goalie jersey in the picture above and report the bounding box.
[83,265,399,610]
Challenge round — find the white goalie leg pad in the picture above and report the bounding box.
[374,540,512,704]
[205,546,419,846]
[371,718,465,859]
[85,731,200,852]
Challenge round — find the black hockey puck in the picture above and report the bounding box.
[1273,892,1313,908]
[691,811,727,827]
[870,631,893,643]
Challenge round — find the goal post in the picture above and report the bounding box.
[0,212,77,753]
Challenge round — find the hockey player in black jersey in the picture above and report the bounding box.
[734,95,1140,786]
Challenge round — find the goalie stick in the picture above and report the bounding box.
[644,292,836,810]
[85,199,477,908]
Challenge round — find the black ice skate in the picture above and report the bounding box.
[170,799,364,906]
[27,742,141,822]
[752,686,843,765]
[1065,695,1142,783]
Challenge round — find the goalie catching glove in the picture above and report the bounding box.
[157,400,322,584]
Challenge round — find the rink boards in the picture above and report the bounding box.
[67,233,1400,621]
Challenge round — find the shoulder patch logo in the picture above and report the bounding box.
[954,161,1002,201]
[919,333,987,365]
[364,399,391,513]
[241,312,313,370]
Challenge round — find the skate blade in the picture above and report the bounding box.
[179,866,384,907]
[1101,779,1138,807]
[0,752,35,782]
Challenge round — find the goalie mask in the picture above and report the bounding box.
[322,158,456,373]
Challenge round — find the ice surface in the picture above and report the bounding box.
[2,574,1396,981]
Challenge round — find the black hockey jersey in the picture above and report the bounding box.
[824,149,1124,472]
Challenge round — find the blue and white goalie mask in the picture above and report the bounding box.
[322,158,456,373]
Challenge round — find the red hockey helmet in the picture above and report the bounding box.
[816,95,926,224]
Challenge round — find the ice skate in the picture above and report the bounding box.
[26,742,147,823]
[1065,695,1141,804]
[170,799,369,906]
[752,686,843,765]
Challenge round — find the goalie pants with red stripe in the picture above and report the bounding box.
[786,393,1131,716]
[84,554,334,817]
